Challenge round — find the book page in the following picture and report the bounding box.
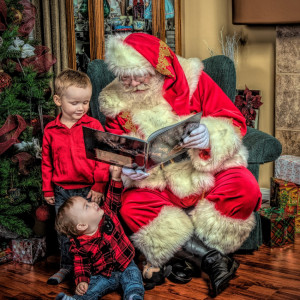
[83,127,147,169]
[146,113,202,170]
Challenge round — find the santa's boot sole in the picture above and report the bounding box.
[210,260,239,297]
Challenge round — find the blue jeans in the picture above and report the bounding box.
[73,260,144,300]
[54,185,91,270]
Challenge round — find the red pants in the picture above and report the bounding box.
[120,166,262,233]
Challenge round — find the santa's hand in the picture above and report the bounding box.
[182,124,210,149]
[122,167,149,181]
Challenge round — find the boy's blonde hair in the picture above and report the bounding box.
[54,69,92,97]
[55,196,81,237]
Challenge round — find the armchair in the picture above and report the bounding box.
[87,55,282,251]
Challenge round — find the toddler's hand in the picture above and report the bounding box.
[87,190,103,204]
[110,165,122,181]
[44,196,55,205]
[75,281,88,295]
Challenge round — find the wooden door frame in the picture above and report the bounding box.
[66,0,181,67]
[174,0,182,55]
[89,0,105,60]
[152,0,181,55]
[66,0,76,69]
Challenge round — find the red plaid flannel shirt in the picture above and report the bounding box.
[70,180,135,285]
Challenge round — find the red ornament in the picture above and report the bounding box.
[0,71,12,92]
[36,205,50,222]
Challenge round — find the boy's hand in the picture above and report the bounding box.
[44,196,55,205]
[87,190,103,204]
[110,165,122,181]
[75,281,88,295]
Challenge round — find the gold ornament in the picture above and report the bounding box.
[11,8,23,25]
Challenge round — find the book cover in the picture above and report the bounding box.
[83,112,202,171]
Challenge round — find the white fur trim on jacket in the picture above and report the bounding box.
[189,116,248,174]
[191,199,256,254]
[105,34,155,77]
[131,206,194,267]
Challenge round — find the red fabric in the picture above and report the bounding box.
[124,33,191,116]
[70,180,135,285]
[190,71,247,136]
[42,114,109,197]
[120,167,261,233]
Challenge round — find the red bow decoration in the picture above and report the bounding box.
[0,0,7,32]
[0,0,36,37]
[15,45,57,73]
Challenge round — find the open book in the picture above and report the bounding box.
[83,112,202,171]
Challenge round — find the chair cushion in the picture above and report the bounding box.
[87,59,115,126]
[202,55,236,102]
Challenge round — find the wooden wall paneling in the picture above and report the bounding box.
[174,0,181,55]
[151,0,159,38]
[152,0,165,41]
[65,0,76,69]
[88,0,95,60]
[159,0,166,42]
[89,0,105,60]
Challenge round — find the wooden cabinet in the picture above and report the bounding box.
[66,0,181,71]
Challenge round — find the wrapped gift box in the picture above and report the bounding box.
[0,240,13,265]
[296,215,300,234]
[12,237,46,265]
[275,155,300,185]
[259,207,295,247]
[270,177,299,215]
[0,249,13,264]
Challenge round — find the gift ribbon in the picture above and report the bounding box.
[263,207,285,215]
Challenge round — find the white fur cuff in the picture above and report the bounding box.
[191,199,256,254]
[131,206,194,267]
[189,117,248,173]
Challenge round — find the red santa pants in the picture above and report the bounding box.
[120,166,262,233]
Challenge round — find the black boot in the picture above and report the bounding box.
[183,236,239,297]
[166,251,194,284]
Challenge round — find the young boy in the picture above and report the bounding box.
[55,166,145,300]
[42,69,109,285]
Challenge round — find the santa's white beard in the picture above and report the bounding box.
[119,74,166,110]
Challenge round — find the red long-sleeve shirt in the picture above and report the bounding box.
[42,114,109,197]
[70,180,135,285]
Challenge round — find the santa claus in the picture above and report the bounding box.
[99,33,261,296]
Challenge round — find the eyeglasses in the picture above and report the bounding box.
[119,74,151,84]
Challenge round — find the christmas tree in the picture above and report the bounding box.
[0,0,56,238]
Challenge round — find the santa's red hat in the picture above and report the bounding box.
[105,33,191,115]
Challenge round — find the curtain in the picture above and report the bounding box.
[32,0,68,81]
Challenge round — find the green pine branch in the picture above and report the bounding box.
[0,215,32,238]
[0,0,56,238]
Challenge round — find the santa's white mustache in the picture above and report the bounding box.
[123,83,151,92]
